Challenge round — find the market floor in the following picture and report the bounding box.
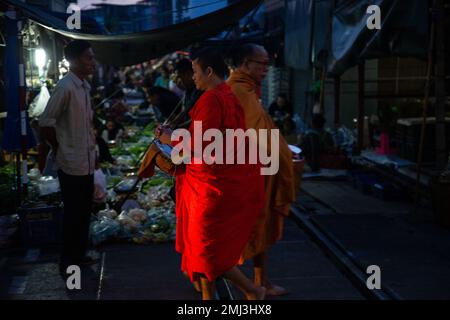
[97,218,362,300]
[297,179,450,299]
[0,217,363,300]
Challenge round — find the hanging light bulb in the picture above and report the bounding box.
[35,48,47,69]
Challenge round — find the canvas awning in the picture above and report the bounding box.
[4,0,262,67]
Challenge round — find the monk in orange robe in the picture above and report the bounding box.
[157,48,266,300]
[228,44,298,296]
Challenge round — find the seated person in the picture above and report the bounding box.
[94,125,115,164]
[108,90,129,123]
[101,119,124,143]
[269,93,293,118]
[300,114,335,172]
[269,93,295,135]
[154,66,170,89]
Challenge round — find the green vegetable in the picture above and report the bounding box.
[141,177,172,193]
[155,217,170,232]
[152,232,169,243]
[150,224,161,233]
[107,176,122,189]
[110,147,130,157]
[127,145,147,157]
[0,164,17,214]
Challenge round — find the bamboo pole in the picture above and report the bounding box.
[414,1,437,206]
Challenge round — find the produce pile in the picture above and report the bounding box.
[1,120,176,247]
[0,165,17,215]
[108,123,156,165]
[91,122,177,246]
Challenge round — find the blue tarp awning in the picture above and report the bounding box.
[3,0,262,67]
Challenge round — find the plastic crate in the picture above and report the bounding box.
[17,203,64,248]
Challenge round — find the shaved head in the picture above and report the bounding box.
[235,44,268,67]
[234,43,270,83]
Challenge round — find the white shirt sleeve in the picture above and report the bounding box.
[39,85,68,128]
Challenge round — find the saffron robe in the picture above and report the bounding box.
[174,83,264,282]
[227,70,297,261]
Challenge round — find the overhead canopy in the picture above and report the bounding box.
[4,0,262,67]
[284,0,312,71]
[328,0,429,75]
[284,0,429,75]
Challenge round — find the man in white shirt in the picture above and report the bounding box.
[39,40,97,275]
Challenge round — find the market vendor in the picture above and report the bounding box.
[94,125,115,164]
[169,59,203,129]
[166,59,204,205]
[107,90,130,124]
[155,65,170,89]
[300,113,336,172]
[269,93,296,136]
[156,47,266,300]
[101,119,124,143]
[39,40,98,276]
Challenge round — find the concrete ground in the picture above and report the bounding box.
[0,218,363,300]
[297,179,450,300]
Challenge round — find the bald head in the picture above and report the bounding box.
[235,44,267,67]
[235,43,270,83]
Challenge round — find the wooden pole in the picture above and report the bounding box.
[334,76,341,125]
[319,67,326,114]
[357,62,365,154]
[434,0,447,171]
[414,1,437,206]
[319,0,335,115]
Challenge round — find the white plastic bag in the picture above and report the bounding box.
[42,149,58,178]
[29,86,50,118]
[97,209,118,220]
[38,176,60,196]
[94,169,107,203]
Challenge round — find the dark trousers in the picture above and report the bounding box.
[58,170,94,268]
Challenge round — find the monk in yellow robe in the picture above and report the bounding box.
[228,44,298,296]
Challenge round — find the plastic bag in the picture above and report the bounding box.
[94,169,108,203]
[29,85,50,118]
[97,209,118,220]
[42,150,58,178]
[128,208,147,222]
[90,217,120,246]
[333,125,356,154]
[117,211,139,231]
[37,176,60,196]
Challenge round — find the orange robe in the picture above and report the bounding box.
[228,70,297,261]
[174,83,265,282]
